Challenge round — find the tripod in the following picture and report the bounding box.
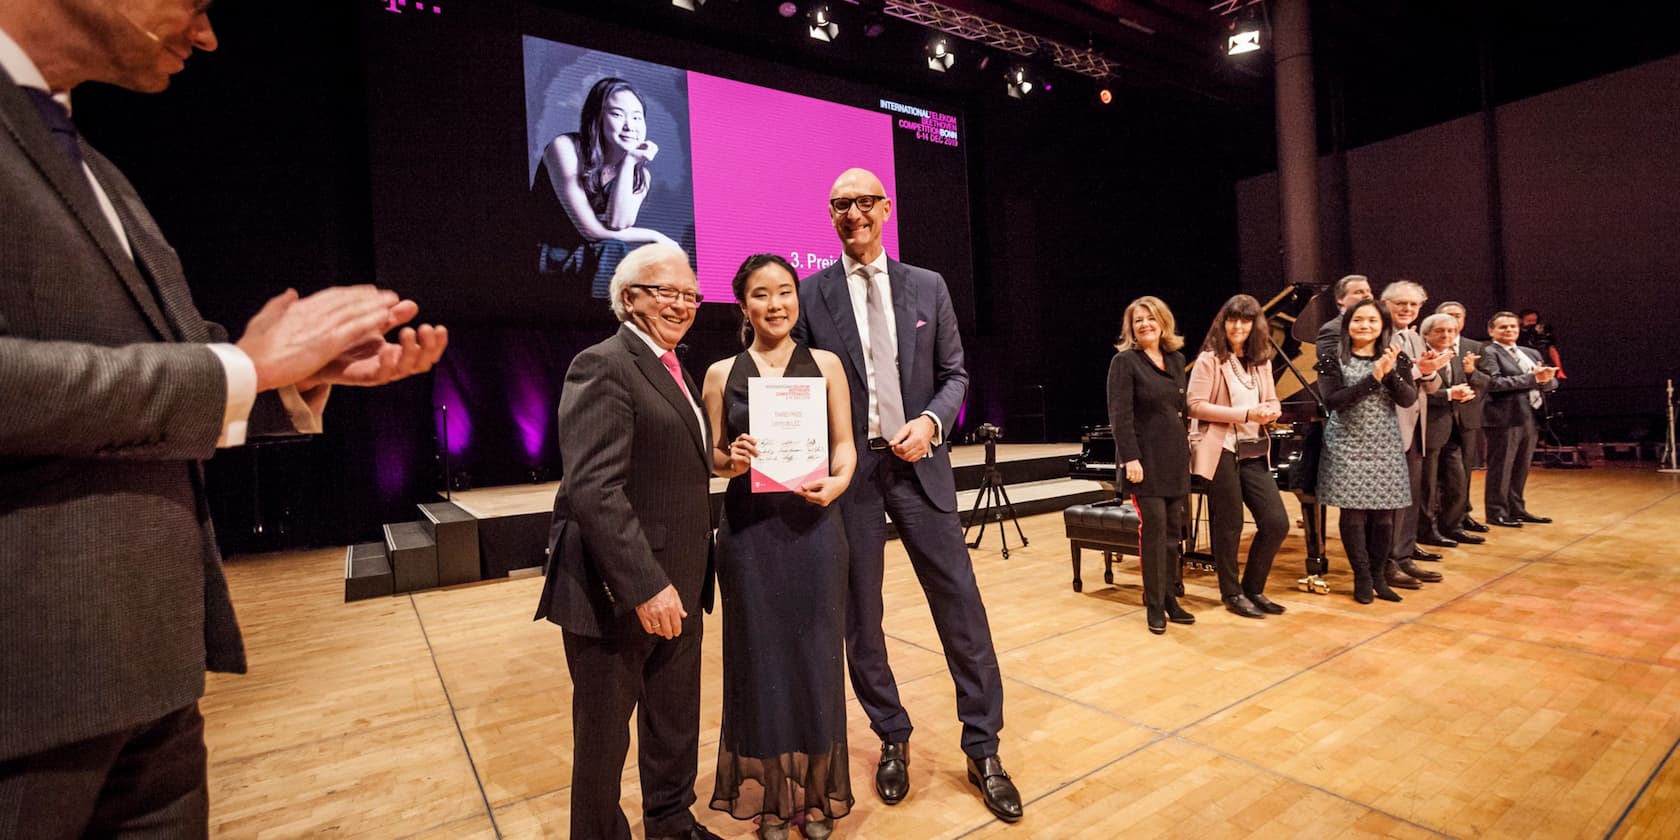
[963,435,1027,558]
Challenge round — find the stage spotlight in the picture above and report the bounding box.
[926,36,955,72]
[1005,64,1033,99]
[671,0,703,10]
[1226,5,1262,56]
[777,2,798,17]
[807,4,839,42]
[1098,87,1114,105]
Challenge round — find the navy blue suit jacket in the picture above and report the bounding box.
[793,258,968,512]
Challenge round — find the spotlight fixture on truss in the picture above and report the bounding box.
[859,0,888,38]
[778,2,798,17]
[671,0,703,10]
[808,3,839,42]
[876,0,1116,81]
[925,35,955,72]
[1215,0,1264,56]
[1004,63,1033,99]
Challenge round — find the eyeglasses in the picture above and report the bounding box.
[829,195,886,214]
[631,284,703,305]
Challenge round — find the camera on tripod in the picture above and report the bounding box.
[974,422,1003,444]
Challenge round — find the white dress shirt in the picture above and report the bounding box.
[837,252,942,444]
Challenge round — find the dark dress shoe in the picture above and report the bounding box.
[1147,605,1166,635]
[1462,517,1490,532]
[1517,513,1552,524]
[1384,561,1422,590]
[1447,529,1486,544]
[1417,532,1458,548]
[1247,592,1287,614]
[1488,516,1523,528]
[876,741,909,804]
[1411,548,1443,561]
[966,755,1024,822]
[1164,596,1196,624]
[1398,559,1443,583]
[1223,594,1266,618]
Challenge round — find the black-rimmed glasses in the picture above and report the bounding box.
[829,195,886,214]
[632,284,703,305]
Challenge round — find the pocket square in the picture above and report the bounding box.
[916,319,927,328]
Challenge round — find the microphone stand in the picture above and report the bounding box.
[1662,379,1680,474]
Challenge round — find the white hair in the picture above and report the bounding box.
[607,242,694,322]
[1380,279,1427,302]
[1419,313,1457,335]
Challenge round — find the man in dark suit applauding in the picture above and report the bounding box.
[792,168,1021,823]
[1478,311,1559,527]
[1,3,446,835]
[534,243,720,840]
[1418,313,1489,546]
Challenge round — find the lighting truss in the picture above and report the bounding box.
[881,0,1116,80]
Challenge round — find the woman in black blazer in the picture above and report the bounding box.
[1107,295,1193,635]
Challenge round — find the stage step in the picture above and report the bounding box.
[420,502,481,586]
[344,541,393,602]
[384,521,438,593]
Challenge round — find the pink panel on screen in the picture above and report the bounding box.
[687,72,897,303]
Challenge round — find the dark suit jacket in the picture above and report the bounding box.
[534,325,714,638]
[1426,338,1491,448]
[1106,349,1190,498]
[0,70,304,762]
[1478,342,1557,428]
[792,258,967,512]
[1451,338,1488,431]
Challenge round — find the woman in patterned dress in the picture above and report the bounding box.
[1315,298,1419,604]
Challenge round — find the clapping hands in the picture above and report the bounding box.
[1371,345,1401,380]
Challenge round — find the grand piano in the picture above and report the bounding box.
[1068,283,1336,592]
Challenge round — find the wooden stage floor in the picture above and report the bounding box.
[204,465,1680,838]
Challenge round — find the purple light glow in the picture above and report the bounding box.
[507,370,550,463]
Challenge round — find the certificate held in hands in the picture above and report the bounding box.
[749,378,829,493]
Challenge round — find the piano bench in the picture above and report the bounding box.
[1063,499,1141,592]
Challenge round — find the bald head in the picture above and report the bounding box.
[828,168,892,263]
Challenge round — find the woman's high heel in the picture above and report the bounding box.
[758,816,790,840]
[803,815,834,839]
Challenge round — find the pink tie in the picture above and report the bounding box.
[660,350,692,401]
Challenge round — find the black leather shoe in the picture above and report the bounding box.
[1223,594,1266,618]
[1247,592,1287,614]
[876,741,909,805]
[1164,596,1196,625]
[966,755,1024,823]
[1517,513,1552,524]
[1398,559,1443,583]
[1417,532,1458,548]
[1447,529,1486,544]
[1411,548,1443,561]
[1488,516,1523,528]
[1462,517,1490,533]
[1147,605,1166,635]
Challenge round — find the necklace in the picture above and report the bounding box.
[1227,356,1256,390]
[750,344,794,372]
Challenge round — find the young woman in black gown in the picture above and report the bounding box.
[703,254,857,839]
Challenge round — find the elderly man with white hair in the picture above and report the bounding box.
[1417,312,1490,550]
[533,243,724,840]
[1379,280,1452,588]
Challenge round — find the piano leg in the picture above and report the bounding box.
[1296,496,1331,594]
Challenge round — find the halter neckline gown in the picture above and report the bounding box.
[709,343,853,823]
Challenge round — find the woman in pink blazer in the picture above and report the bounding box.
[1186,294,1291,618]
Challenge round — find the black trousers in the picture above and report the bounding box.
[1131,493,1186,610]
[1390,441,1424,562]
[839,452,1004,759]
[564,623,704,840]
[1485,420,1537,521]
[0,703,207,840]
[1428,422,1472,534]
[1205,453,1290,598]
